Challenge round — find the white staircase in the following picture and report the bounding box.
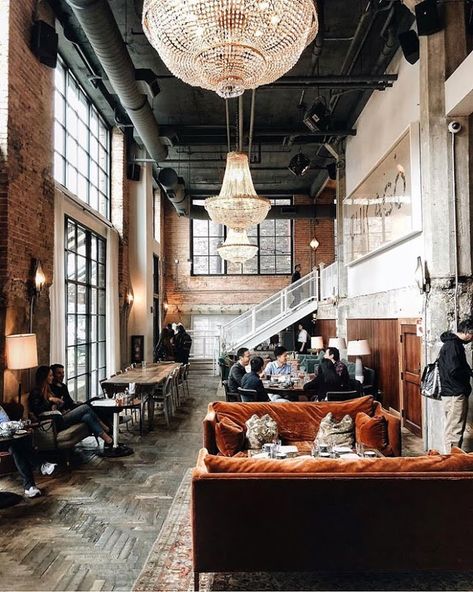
[220,269,319,352]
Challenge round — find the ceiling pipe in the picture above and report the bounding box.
[189,204,336,220]
[299,0,325,108]
[65,0,189,216]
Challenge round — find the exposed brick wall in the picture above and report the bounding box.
[1,0,55,401]
[163,186,336,320]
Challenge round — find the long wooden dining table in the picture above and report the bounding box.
[101,363,182,434]
[101,362,181,387]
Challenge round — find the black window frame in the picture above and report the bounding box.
[54,56,111,219]
[65,216,107,401]
[190,198,293,276]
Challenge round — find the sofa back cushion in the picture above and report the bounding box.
[203,449,473,474]
[215,416,246,457]
[212,397,375,444]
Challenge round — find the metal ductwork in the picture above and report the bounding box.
[189,204,336,220]
[158,169,189,217]
[65,0,189,216]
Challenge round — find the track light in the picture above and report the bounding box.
[288,153,311,176]
[303,98,330,133]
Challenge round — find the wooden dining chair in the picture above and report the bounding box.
[325,390,359,402]
[237,387,257,402]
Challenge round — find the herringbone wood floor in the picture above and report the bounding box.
[0,374,220,592]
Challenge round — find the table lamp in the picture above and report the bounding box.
[347,339,371,384]
[310,336,324,352]
[5,334,38,403]
[328,337,347,351]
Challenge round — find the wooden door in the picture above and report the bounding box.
[400,323,422,437]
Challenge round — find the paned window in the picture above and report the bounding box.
[191,199,292,275]
[54,58,111,218]
[65,217,106,400]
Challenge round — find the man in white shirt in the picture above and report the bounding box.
[264,346,292,376]
[0,405,56,498]
[297,324,309,353]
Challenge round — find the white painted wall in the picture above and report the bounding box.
[345,52,422,299]
[128,164,155,362]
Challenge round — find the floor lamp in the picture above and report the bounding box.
[5,334,38,404]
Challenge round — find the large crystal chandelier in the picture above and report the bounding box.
[205,152,271,231]
[217,229,258,264]
[142,0,318,99]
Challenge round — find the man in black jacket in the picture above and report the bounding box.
[438,318,473,451]
[228,347,250,393]
[241,356,269,402]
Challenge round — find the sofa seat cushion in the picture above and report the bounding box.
[203,449,473,474]
[56,423,90,449]
[215,416,246,457]
[213,397,375,444]
[355,412,393,456]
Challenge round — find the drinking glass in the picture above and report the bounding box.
[141,361,147,369]
[356,442,365,457]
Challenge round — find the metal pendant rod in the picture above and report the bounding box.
[238,94,244,152]
[225,99,231,153]
[248,89,256,160]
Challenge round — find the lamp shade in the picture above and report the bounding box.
[328,337,347,350]
[311,336,324,350]
[5,334,38,370]
[347,339,371,356]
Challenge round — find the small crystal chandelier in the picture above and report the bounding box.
[205,152,271,231]
[217,229,258,264]
[142,0,318,99]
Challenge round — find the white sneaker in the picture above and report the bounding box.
[24,486,42,498]
[40,462,57,476]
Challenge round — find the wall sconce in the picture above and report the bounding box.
[309,237,319,250]
[29,259,46,332]
[414,256,430,294]
[125,286,134,307]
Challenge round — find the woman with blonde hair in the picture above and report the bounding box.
[29,366,113,445]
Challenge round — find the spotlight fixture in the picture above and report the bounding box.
[288,153,311,177]
[303,98,330,133]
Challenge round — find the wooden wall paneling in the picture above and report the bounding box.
[347,319,400,411]
[314,320,337,349]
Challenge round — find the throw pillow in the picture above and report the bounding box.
[215,416,246,457]
[316,412,354,448]
[355,412,388,451]
[245,414,278,449]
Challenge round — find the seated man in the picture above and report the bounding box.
[241,357,269,402]
[0,405,56,498]
[228,347,250,393]
[50,364,76,410]
[264,346,292,376]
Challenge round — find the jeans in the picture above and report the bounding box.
[9,437,36,490]
[62,404,103,437]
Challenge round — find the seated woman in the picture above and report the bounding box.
[29,366,113,446]
[304,350,348,401]
[241,357,270,402]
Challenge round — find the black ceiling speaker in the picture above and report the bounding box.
[127,163,141,181]
[303,99,330,133]
[30,20,58,68]
[288,153,311,176]
[415,0,443,36]
[399,30,420,64]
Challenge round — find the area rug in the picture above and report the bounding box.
[133,470,473,591]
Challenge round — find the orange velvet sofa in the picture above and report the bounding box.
[191,399,473,590]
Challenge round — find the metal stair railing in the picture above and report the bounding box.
[220,269,319,352]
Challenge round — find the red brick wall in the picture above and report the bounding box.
[163,187,335,320]
[1,0,55,401]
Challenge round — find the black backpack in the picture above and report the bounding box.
[420,360,442,400]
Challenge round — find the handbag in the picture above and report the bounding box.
[39,410,65,431]
[420,360,442,400]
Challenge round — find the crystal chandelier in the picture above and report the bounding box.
[205,152,271,231]
[142,0,318,99]
[217,229,258,264]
